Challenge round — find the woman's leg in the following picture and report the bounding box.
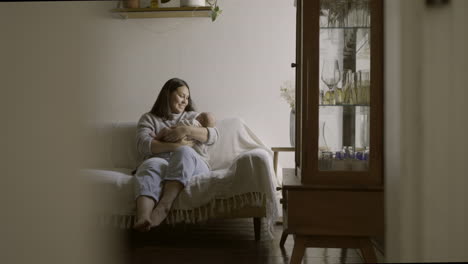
[150,146,210,227]
[133,157,168,231]
[134,196,154,232]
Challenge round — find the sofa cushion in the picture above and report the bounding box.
[109,122,139,169]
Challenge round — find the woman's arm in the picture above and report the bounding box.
[136,114,157,157]
[163,126,218,145]
[150,139,187,154]
[185,126,209,143]
[136,113,189,156]
[161,112,219,145]
[161,126,208,143]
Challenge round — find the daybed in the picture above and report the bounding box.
[83,117,279,240]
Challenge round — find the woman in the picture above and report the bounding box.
[133,78,218,232]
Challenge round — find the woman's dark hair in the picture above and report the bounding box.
[150,78,195,120]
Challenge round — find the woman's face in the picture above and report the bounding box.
[169,86,190,114]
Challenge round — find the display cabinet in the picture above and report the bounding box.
[296,0,383,186]
[281,0,384,263]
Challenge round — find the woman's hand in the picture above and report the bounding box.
[153,127,171,140]
[179,137,194,147]
[163,126,190,142]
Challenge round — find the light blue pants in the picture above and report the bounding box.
[134,146,210,202]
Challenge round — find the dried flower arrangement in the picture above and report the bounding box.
[280,80,295,110]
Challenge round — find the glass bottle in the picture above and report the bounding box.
[357,70,371,105]
[347,146,355,159]
[364,70,371,105]
[356,71,365,104]
[344,70,356,105]
[335,70,345,105]
[364,146,370,160]
[342,70,350,104]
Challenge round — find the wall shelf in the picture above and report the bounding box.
[111,7,212,19]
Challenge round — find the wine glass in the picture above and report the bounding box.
[321,59,341,105]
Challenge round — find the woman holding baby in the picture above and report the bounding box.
[133,78,218,232]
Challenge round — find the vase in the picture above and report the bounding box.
[290,109,295,147]
[125,0,139,8]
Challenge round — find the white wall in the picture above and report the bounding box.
[420,0,468,260]
[84,0,296,167]
[1,0,296,165]
[385,0,468,262]
[1,3,296,262]
[0,2,125,263]
[384,0,402,261]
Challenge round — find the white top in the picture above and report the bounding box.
[135,111,219,168]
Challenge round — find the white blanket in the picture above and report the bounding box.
[83,118,279,237]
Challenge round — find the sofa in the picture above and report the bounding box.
[83,117,279,240]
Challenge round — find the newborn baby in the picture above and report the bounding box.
[152,112,216,147]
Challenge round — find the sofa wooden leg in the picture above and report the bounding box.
[253,217,261,241]
[279,230,289,247]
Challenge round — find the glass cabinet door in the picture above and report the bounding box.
[318,0,371,172]
[296,0,382,186]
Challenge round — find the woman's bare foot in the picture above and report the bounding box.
[134,195,156,232]
[150,202,171,227]
[149,181,183,228]
[133,217,152,232]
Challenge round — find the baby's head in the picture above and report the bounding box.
[197,112,216,127]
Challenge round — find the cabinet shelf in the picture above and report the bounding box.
[111,7,212,19]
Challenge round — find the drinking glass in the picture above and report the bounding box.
[345,0,371,28]
[318,121,330,152]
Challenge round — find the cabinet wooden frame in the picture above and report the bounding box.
[297,0,384,187]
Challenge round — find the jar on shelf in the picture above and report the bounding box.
[126,0,139,8]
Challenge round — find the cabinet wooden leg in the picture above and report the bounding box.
[253,217,261,241]
[340,248,348,263]
[279,230,289,247]
[290,235,306,264]
[360,238,377,263]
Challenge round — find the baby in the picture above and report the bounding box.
[152,112,216,146]
[193,112,216,129]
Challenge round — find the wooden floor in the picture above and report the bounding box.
[112,218,376,264]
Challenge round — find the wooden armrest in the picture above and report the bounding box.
[271,147,295,152]
[271,147,295,175]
